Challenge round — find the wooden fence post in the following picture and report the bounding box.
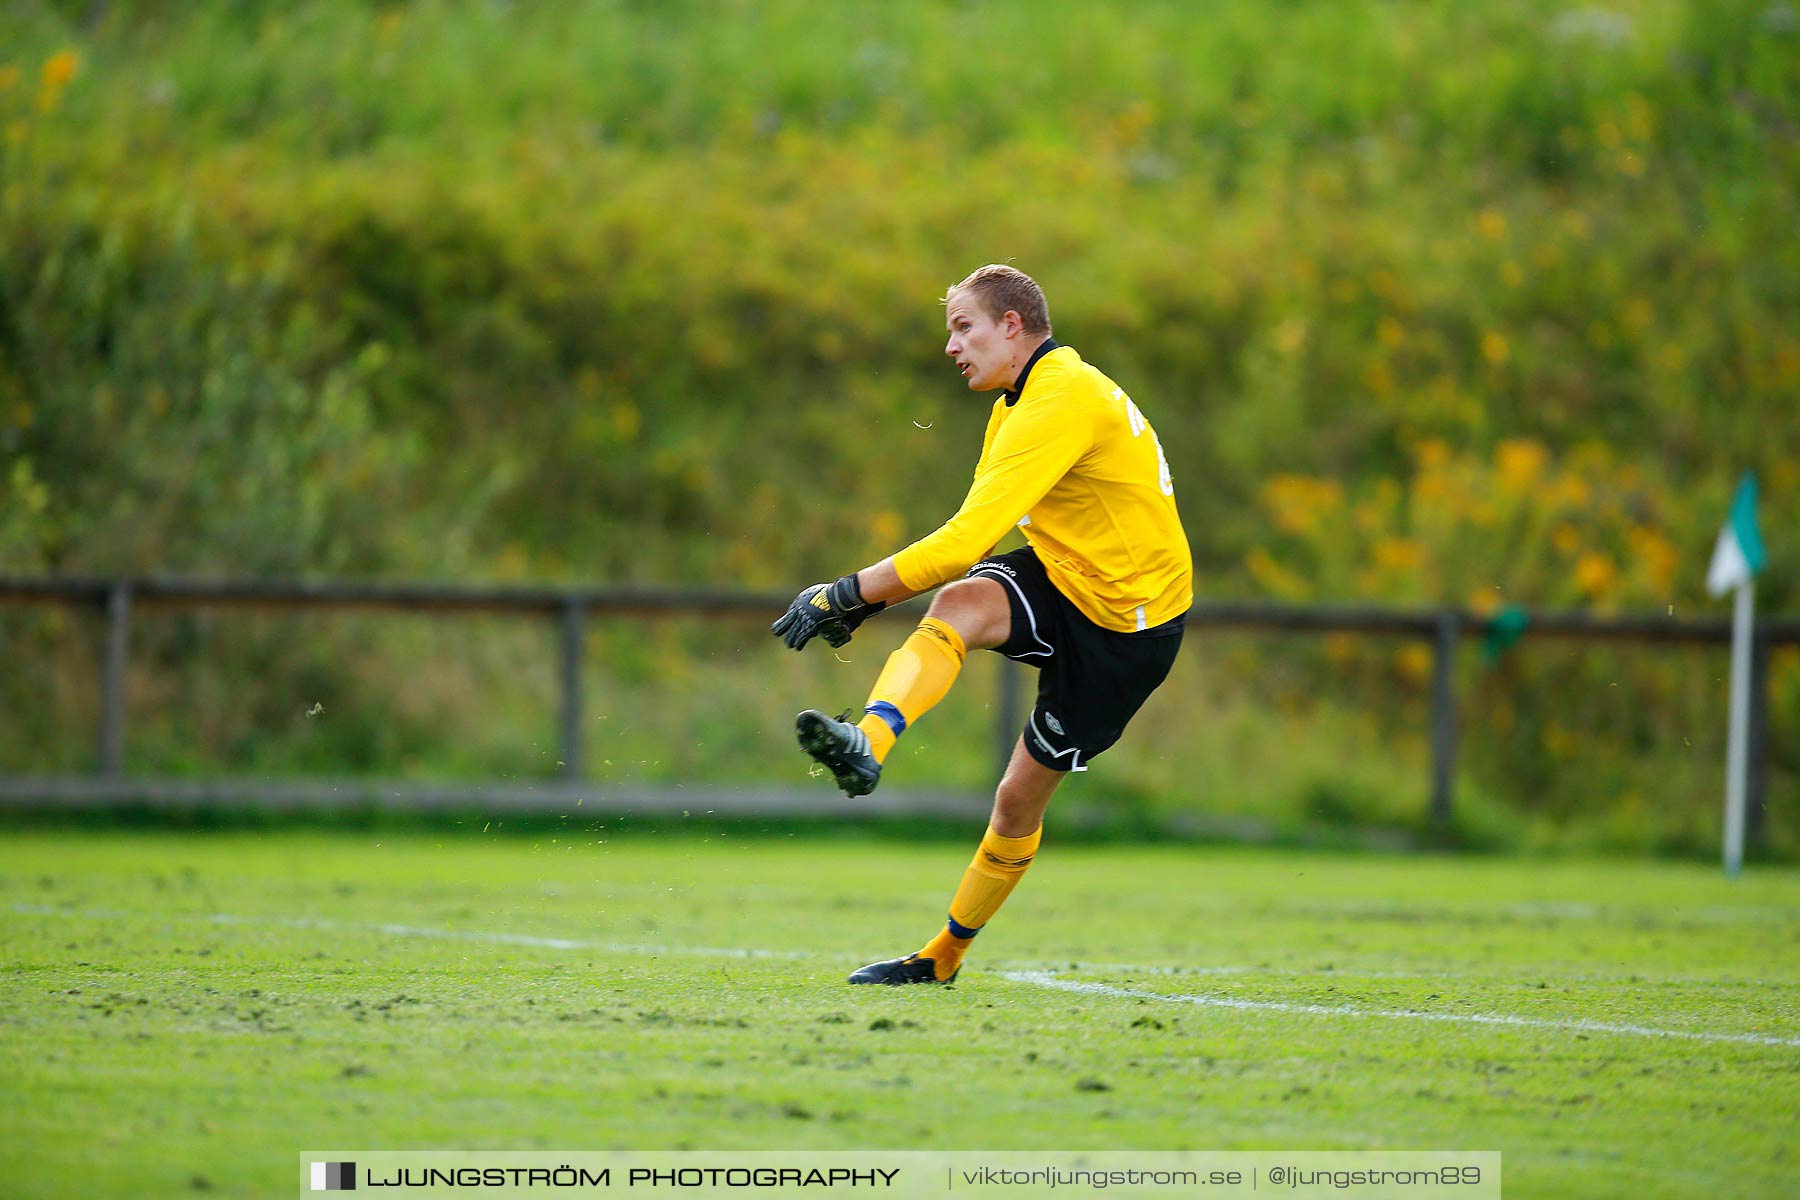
[1429,611,1460,831]
[559,597,585,781]
[99,582,132,777]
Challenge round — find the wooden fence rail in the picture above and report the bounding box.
[2,576,1794,837]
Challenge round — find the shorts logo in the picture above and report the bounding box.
[1042,712,1065,736]
[311,1162,356,1191]
[972,560,1018,578]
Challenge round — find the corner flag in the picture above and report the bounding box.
[1710,472,1766,879]
[1707,474,1767,597]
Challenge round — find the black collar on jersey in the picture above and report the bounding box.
[1003,337,1060,406]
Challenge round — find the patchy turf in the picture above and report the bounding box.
[2,830,1797,1199]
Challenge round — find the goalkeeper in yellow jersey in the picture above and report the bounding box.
[771,264,1193,985]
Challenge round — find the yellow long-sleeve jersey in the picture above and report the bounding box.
[891,345,1193,633]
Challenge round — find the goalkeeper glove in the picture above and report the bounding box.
[771,573,886,651]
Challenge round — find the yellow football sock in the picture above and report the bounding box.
[856,616,966,764]
[916,824,1042,980]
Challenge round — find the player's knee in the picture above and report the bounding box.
[927,577,1010,649]
[990,788,1047,838]
[990,751,1062,836]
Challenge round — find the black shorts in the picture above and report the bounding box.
[966,548,1184,773]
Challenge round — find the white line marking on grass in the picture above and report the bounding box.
[1001,961,1255,977]
[996,959,1788,986]
[212,913,812,960]
[1001,970,1800,1049]
[8,903,809,960]
[15,902,1793,1043]
[1295,900,1800,926]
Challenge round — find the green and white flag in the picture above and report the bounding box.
[1706,473,1767,597]
[1708,472,1768,877]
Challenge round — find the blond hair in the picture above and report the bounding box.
[947,264,1051,336]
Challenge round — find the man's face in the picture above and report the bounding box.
[944,291,1022,392]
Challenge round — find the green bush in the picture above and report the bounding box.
[2,0,1795,855]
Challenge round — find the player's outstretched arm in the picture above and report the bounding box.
[770,558,925,652]
[771,574,884,651]
[850,558,917,607]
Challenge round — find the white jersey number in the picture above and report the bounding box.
[1116,388,1175,496]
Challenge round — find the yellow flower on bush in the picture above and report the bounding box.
[1552,473,1591,508]
[1394,643,1433,685]
[1481,331,1510,365]
[42,51,78,90]
[1411,468,1453,507]
[1262,474,1341,534]
[1373,536,1426,573]
[868,508,905,546]
[1552,523,1582,556]
[1496,438,1548,492]
[1627,525,1678,594]
[0,65,19,92]
[1574,551,1617,600]
[1274,317,1307,355]
[1465,587,1503,617]
[1413,438,1450,470]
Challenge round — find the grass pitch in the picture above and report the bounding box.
[3,828,1798,1199]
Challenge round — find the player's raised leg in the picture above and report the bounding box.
[849,738,1063,984]
[796,577,1010,796]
